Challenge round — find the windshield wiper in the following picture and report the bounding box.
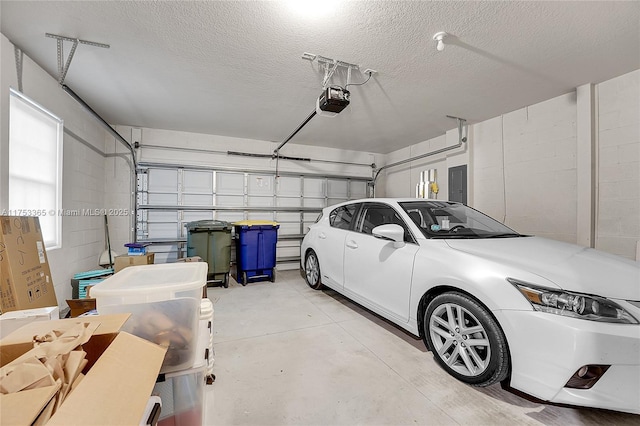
[482,233,524,238]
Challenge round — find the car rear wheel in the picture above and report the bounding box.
[425,292,509,387]
[304,250,323,290]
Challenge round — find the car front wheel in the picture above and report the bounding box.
[304,250,323,290]
[424,292,509,387]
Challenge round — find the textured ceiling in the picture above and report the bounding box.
[1,1,639,154]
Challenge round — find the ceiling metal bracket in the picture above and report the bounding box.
[45,33,110,85]
[302,52,361,88]
[14,46,23,92]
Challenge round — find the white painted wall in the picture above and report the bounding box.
[378,129,469,199]
[596,70,640,260]
[381,70,640,261]
[1,34,110,309]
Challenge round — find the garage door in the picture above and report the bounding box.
[137,164,370,267]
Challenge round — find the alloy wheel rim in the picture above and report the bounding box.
[305,255,319,285]
[429,302,491,377]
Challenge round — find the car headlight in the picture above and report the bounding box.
[508,278,639,324]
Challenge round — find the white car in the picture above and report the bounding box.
[300,198,640,414]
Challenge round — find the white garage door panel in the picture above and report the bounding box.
[183,170,213,193]
[328,198,348,206]
[216,211,244,222]
[303,178,324,196]
[148,211,178,222]
[303,198,325,208]
[217,172,244,194]
[276,197,301,207]
[276,244,300,258]
[247,212,274,221]
[248,175,273,196]
[276,177,301,197]
[183,211,214,223]
[184,194,214,205]
[148,169,178,192]
[327,179,348,197]
[247,196,274,207]
[277,222,300,235]
[276,212,300,222]
[148,193,178,205]
[216,195,244,206]
[148,223,180,239]
[351,181,368,199]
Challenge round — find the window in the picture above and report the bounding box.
[9,89,63,249]
[329,204,357,230]
[356,203,413,243]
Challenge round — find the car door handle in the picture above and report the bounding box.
[318,232,326,239]
[346,240,358,249]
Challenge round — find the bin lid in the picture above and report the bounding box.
[186,220,231,231]
[233,220,279,228]
[91,262,207,296]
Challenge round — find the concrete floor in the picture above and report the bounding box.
[204,270,638,425]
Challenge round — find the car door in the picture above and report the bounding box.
[343,202,419,322]
[313,203,359,289]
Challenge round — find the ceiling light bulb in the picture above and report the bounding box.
[433,31,449,52]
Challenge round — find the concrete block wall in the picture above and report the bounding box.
[596,70,640,259]
[381,70,640,261]
[1,34,110,308]
[500,93,577,242]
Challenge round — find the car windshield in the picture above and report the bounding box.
[399,201,523,239]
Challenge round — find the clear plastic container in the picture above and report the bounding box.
[153,365,206,426]
[91,262,207,373]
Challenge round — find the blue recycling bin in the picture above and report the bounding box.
[234,221,279,285]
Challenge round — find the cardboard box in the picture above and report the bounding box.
[66,299,97,318]
[114,253,155,273]
[0,314,166,425]
[0,306,59,339]
[0,216,57,313]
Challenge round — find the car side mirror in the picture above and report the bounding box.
[372,224,406,248]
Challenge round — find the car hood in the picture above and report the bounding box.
[445,237,640,301]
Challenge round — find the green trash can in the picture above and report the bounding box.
[186,220,232,287]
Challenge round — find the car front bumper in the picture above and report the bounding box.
[495,310,640,414]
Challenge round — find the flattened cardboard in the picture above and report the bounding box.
[0,384,60,425]
[0,216,57,312]
[46,332,166,426]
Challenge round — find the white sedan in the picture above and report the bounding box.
[300,198,640,414]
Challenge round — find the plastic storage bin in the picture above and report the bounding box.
[233,220,279,285]
[186,220,232,288]
[153,365,207,426]
[91,262,207,373]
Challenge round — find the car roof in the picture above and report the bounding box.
[323,198,459,211]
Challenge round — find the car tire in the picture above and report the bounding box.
[424,292,509,387]
[304,250,323,290]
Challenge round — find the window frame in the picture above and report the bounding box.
[329,203,359,230]
[354,202,417,244]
